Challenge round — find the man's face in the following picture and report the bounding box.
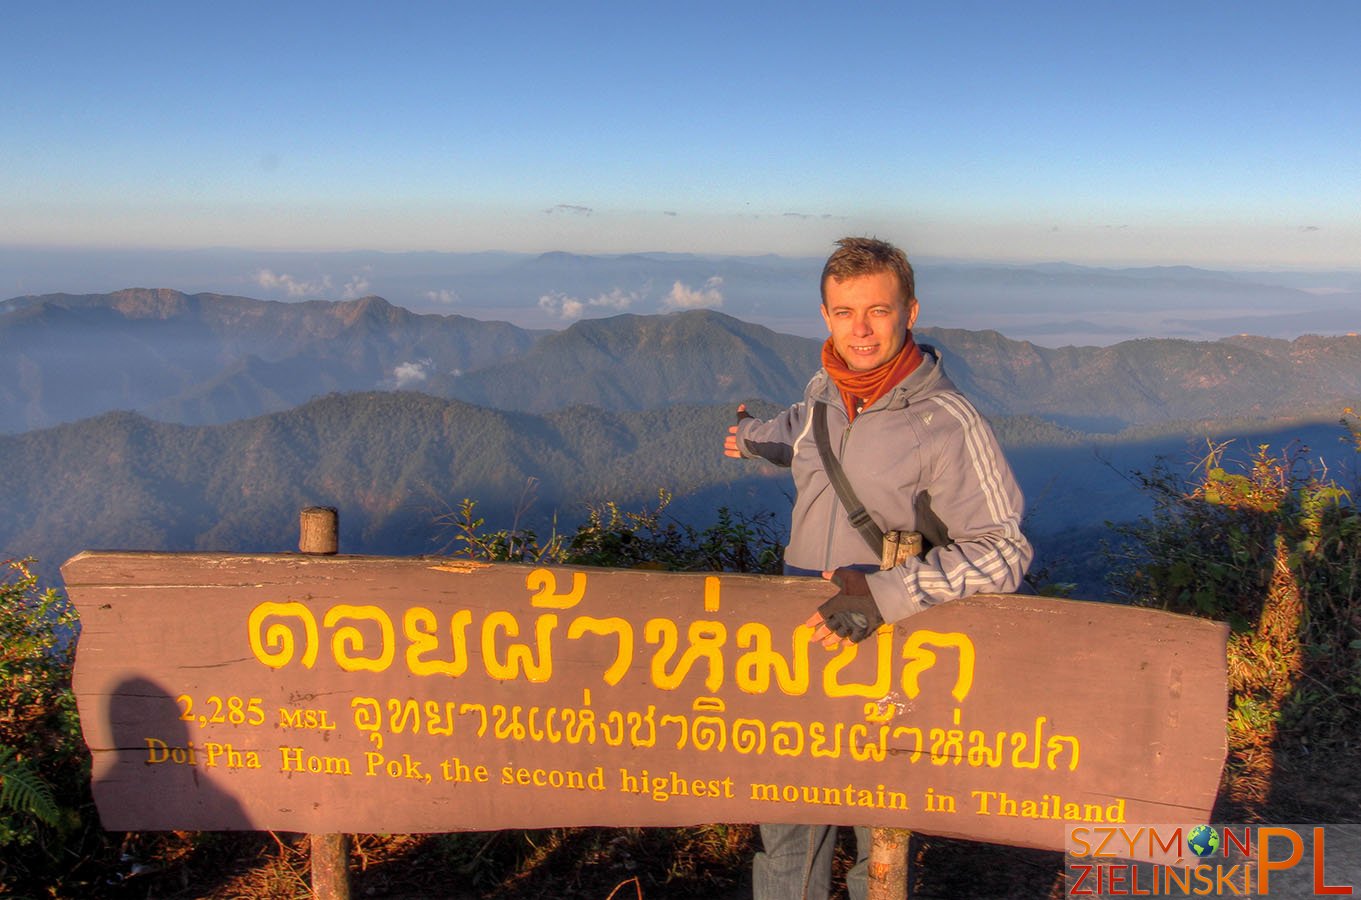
[820,270,919,371]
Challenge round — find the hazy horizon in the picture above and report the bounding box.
[4,245,1358,349]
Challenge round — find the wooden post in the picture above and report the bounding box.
[298,507,350,900]
[868,531,921,899]
[310,832,351,900]
[868,827,912,900]
[300,506,340,556]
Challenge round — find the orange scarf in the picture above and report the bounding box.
[821,331,924,422]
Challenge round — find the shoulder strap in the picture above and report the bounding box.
[812,401,883,555]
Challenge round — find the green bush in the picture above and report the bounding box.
[0,558,87,885]
[444,490,785,575]
[1108,429,1361,815]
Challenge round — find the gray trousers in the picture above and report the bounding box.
[752,823,870,900]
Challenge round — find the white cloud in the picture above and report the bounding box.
[392,359,433,387]
[538,292,575,318]
[664,276,724,310]
[424,289,460,305]
[538,287,640,320]
[341,275,372,300]
[254,269,331,298]
[591,287,636,311]
[254,269,373,299]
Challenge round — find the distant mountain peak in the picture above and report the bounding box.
[106,287,195,318]
[531,251,592,265]
[335,294,397,315]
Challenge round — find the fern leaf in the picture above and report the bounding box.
[0,746,60,827]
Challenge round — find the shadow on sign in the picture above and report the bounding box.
[94,676,254,832]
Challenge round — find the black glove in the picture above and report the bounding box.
[817,568,884,643]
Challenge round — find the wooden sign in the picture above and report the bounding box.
[64,551,1229,852]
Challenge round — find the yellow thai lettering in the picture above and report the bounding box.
[526,568,587,609]
[930,708,966,765]
[351,697,380,731]
[566,616,634,685]
[563,689,597,744]
[424,700,457,736]
[901,630,975,702]
[1010,715,1047,769]
[248,601,319,669]
[482,612,556,682]
[849,723,889,762]
[322,605,395,673]
[458,702,488,737]
[966,727,1008,767]
[690,697,727,751]
[732,717,767,754]
[600,710,626,746]
[822,628,893,698]
[646,618,727,691]
[770,721,805,757]
[892,725,925,763]
[626,706,656,747]
[388,698,420,733]
[809,721,845,758]
[734,622,813,695]
[492,704,528,740]
[1046,732,1081,770]
[403,606,473,677]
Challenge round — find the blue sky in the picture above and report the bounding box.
[5,2,1359,267]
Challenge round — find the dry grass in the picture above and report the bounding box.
[82,824,1084,899]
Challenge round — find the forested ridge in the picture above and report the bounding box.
[5,289,1361,433]
[0,393,790,579]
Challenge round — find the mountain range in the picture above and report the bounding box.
[3,288,1358,596]
[4,289,1360,433]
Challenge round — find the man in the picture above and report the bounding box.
[723,236,1031,899]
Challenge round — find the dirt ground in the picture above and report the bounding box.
[81,826,1071,900]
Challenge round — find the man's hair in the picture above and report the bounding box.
[820,237,915,306]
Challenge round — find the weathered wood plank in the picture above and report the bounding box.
[64,551,1228,853]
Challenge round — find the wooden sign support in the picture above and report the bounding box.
[65,548,1229,883]
[870,826,911,899]
[297,507,349,900]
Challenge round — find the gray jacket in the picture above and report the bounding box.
[734,346,1032,624]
